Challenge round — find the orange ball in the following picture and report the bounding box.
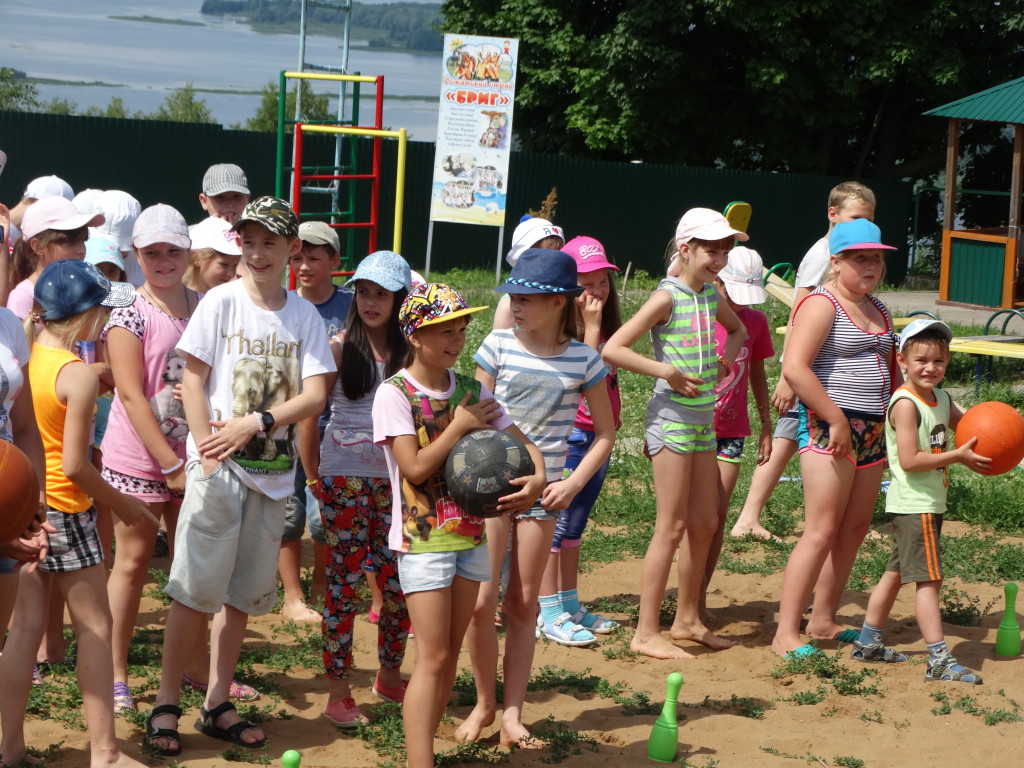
[954,401,1024,475]
[0,441,41,543]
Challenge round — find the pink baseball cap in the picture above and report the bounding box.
[21,196,104,240]
[675,208,749,246]
[562,236,620,274]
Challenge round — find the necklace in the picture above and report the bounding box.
[143,284,193,333]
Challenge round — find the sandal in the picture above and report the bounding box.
[569,606,618,634]
[145,704,182,757]
[926,654,982,684]
[195,701,266,748]
[324,697,369,729]
[851,639,906,664]
[113,681,135,713]
[540,612,597,647]
[181,674,259,702]
[32,665,43,686]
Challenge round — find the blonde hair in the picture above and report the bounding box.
[183,247,218,289]
[23,302,105,348]
[829,181,876,212]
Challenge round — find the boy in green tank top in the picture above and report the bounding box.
[854,319,990,683]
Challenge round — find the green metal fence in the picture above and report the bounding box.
[1,111,912,282]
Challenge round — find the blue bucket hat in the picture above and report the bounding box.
[344,250,412,293]
[35,260,135,321]
[829,219,896,255]
[495,248,584,295]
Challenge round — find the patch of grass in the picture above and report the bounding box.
[219,744,273,763]
[683,694,773,720]
[679,757,721,768]
[771,650,881,698]
[435,740,509,765]
[145,567,173,606]
[784,686,828,706]
[531,716,599,764]
[929,690,1023,724]
[859,710,884,724]
[588,595,635,614]
[355,701,406,767]
[940,586,998,626]
[240,620,321,673]
[834,758,865,768]
[846,534,892,591]
[940,532,1024,583]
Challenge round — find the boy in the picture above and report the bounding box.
[854,319,988,683]
[145,197,334,756]
[731,181,876,547]
[197,163,250,225]
[278,221,352,621]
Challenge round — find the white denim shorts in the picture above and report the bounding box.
[397,544,490,595]
[165,462,286,615]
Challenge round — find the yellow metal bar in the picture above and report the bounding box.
[301,125,403,139]
[283,71,378,84]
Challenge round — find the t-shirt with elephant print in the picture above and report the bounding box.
[176,279,334,500]
[100,292,191,481]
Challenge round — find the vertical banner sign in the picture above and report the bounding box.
[429,34,519,227]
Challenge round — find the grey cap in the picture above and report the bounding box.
[299,221,341,254]
[132,204,191,250]
[202,163,249,196]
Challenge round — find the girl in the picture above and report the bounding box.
[184,216,242,296]
[772,219,898,657]
[538,236,623,639]
[7,196,104,320]
[492,217,564,330]
[303,250,412,728]
[459,249,614,747]
[602,208,747,660]
[372,283,545,768]
[0,259,154,768]
[101,204,196,713]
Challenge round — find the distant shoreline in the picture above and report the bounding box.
[108,15,204,26]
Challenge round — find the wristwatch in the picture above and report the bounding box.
[259,411,276,432]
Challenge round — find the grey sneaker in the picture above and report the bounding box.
[925,654,982,684]
[851,639,907,664]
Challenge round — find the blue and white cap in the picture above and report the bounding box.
[898,318,952,353]
[345,250,412,293]
[35,260,135,321]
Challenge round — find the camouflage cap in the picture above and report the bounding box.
[232,195,299,238]
[398,282,488,338]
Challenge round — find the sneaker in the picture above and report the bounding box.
[372,672,407,703]
[540,612,597,647]
[324,697,369,729]
[113,681,134,713]
[569,606,618,634]
[851,639,906,664]
[926,654,982,684]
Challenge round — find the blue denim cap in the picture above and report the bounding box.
[35,260,135,321]
[345,250,412,293]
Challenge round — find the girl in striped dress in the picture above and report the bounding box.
[772,219,899,657]
[603,208,747,660]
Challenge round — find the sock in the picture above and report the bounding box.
[858,621,883,646]
[558,589,581,616]
[926,640,950,663]
[539,594,563,624]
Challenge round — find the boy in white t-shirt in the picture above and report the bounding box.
[145,197,334,757]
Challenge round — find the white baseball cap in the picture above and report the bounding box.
[675,208,749,246]
[506,217,564,266]
[190,216,242,256]
[92,190,142,251]
[719,246,766,305]
[24,174,74,201]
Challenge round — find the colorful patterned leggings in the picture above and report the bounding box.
[318,475,409,679]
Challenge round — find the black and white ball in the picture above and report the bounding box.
[444,428,535,518]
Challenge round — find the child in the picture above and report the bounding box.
[492,216,564,330]
[854,319,987,683]
[732,182,876,540]
[5,174,75,245]
[91,191,143,286]
[278,220,352,622]
[86,236,128,283]
[459,249,614,746]
[305,250,412,727]
[603,208,747,660]
[101,204,196,713]
[372,283,545,768]
[144,196,333,756]
[197,163,250,225]
[185,216,241,295]
[539,236,623,637]
[0,259,153,768]
[694,246,774,616]
[772,218,898,657]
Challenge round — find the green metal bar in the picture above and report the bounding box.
[763,262,794,284]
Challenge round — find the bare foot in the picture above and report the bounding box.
[669,622,736,650]
[454,704,495,743]
[0,751,43,767]
[93,747,148,767]
[630,633,695,660]
[729,522,780,541]
[281,601,321,623]
[499,723,547,750]
[805,622,845,641]
[771,632,806,657]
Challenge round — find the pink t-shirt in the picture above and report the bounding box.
[6,279,35,320]
[100,293,190,480]
[714,307,774,439]
[573,337,622,432]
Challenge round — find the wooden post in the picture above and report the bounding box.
[1010,125,1023,237]
[943,119,960,233]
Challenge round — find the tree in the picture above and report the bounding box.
[84,97,133,119]
[245,80,331,133]
[0,67,40,111]
[149,84,215,124]
[439,0,1024,183]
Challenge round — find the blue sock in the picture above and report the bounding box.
[539,594,563,624]
[858,621,882,646]
[558,589,581,615]
[926,640,950,662]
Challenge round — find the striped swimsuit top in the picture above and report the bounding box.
[803,286,895,416]
[650,277,718,412]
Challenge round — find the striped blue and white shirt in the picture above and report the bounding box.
[474,329,607,481]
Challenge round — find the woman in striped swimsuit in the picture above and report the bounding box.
[772,219,899,658]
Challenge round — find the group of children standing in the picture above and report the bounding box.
[0,169,989,767]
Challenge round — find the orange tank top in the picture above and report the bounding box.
[29,343,94,513]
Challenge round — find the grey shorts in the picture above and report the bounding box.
[515,499,559,522]
[41,506,103,573]
[645,401,716,455]
[166,462,286,615]
[774,411,799,441]
[397,545,490,595]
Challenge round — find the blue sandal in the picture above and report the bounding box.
[541,612,597,647]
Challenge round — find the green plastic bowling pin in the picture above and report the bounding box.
[281,749,301,768]
[995,582,1021,657]
[647,672,683,763]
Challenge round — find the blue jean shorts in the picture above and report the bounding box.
[397,545,490,595]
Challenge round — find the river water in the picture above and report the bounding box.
[1,0,441,142]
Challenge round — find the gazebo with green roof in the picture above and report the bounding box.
[925,76,1024,309]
